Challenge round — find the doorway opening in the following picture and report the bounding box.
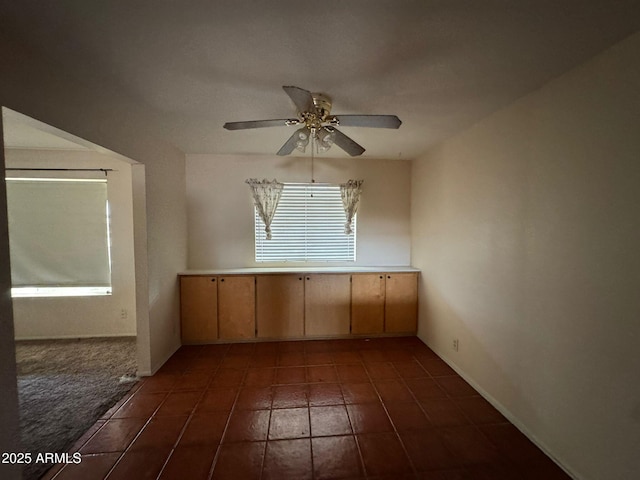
[2,107,150,480]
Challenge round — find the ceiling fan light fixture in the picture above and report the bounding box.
[317,127,335,152]
[294,127,310,152]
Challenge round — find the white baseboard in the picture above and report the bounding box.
[144,341,181,377]
[15,333,136,341]
[421,338,579,480]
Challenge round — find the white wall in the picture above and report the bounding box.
[186,154,411,269]
[411,32,640,480]
[6,149,137,339]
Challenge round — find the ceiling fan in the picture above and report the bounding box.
[223,86,402,156]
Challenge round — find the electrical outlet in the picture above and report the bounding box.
[120,308,128,319]
[453,339,459,352]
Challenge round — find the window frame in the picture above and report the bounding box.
[5,175,113,298]
[254,182,357,263]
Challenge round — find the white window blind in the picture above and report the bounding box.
[5,176,112,296]
[255,183,356,262]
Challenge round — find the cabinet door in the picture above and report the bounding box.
[384,273,418,333]
[218,276,256,340]
[256,275,304,338]
[351,274,385,334]
[180,276,218,343]
[305,274,351,337]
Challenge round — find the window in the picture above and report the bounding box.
[255,183,356,262]
[5,176,112,297]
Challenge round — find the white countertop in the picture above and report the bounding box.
[179,266,419,275]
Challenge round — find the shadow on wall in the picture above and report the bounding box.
[417,279,549,452]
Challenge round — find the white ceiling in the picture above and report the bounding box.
[2,1,639,159]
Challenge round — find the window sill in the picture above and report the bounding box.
[11,286,112,298]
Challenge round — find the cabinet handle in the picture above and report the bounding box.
[211,278,216,282]
[220,278,225,282]
[387,275,391,279]
[299,277,302,280]
[380,275,383,279]
[306,277,310,280]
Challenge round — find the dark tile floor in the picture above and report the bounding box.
[44,337,570,479]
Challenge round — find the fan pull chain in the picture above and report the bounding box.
[310,131,315,197]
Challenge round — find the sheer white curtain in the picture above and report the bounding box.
[246,178,284,240]
[340,179,363,235]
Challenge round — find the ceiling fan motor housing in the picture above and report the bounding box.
[311,93,332,121]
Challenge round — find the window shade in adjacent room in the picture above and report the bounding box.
[255,183,356,262]
[5,177,111,289]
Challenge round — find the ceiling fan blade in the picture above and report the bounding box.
[332,128,365,156]
[276,131,300,156]
[224,119,298,130]
[332,114,402,129]
[283,86,314,113]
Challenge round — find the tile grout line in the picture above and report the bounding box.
[339,355,369,479]
[46,338,566,479]
[206,349,257,480]
[393,349,470,476]
[311,343,358,480]
[78,374,176,480]
[99,349,192,479]
[47,379,144,479]
[404,353,516,473]
[362,352,420,479]
[102,396,170,479]
[306,393,315,480]
[76,345,219,479]
[155,347,224,480]
[256,371,274,480]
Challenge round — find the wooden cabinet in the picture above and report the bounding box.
[305,274,351,337]
[179,269,418,343]
[180,275,218,344]
[218,276,256,340]
[351,274,385,334]
[351,272,418,334]
[256,274,304,338]
[384,272,418,333]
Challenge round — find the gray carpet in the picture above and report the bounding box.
[16,337,138,480]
